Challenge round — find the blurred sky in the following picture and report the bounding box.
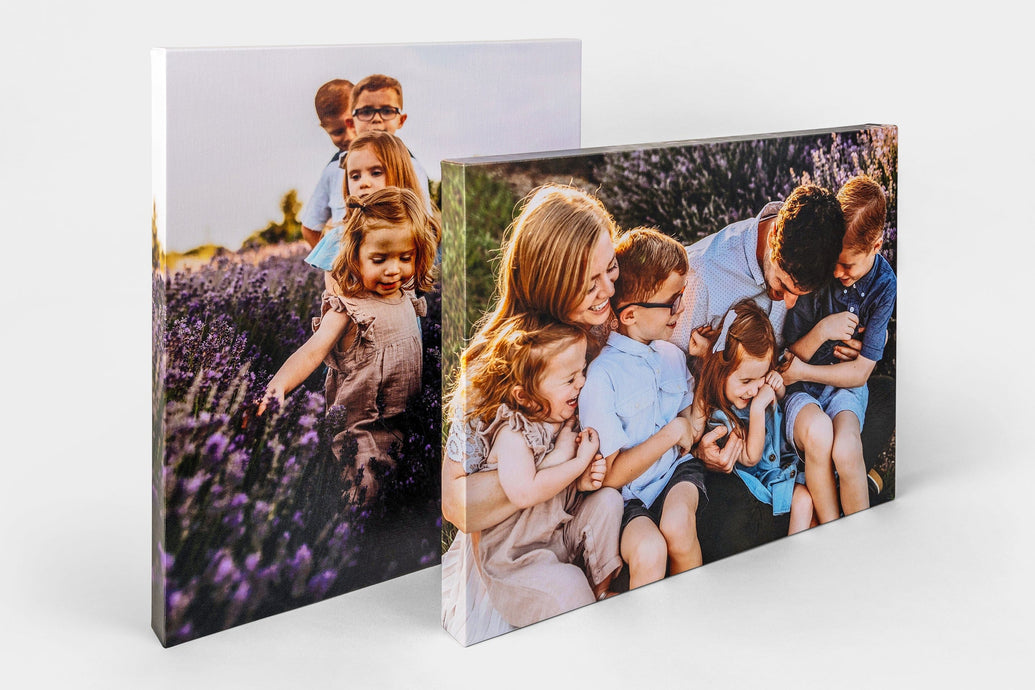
[155,41,580,252]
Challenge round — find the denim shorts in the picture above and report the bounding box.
[784,382,869,451]
[620,457,708,535]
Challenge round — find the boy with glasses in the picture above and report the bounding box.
[348,74,432,211]
[579,228,708,590]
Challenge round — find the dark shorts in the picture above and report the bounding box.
[620,457,708,535]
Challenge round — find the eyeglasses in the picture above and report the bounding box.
[615,292,683,316]
[352,106,402,122]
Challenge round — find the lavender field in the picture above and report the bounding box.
[152,241,440,646]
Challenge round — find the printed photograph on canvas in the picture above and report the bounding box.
[440,125,898,645]
[151,41,581,646]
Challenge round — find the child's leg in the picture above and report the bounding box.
[563,488,624,600]
[793,404,839,523]
[658,482,702,574]
[620,516,667,589]
[788,483,815,535]
[831,411,868,515]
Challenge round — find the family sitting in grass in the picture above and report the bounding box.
[442,177,896,643]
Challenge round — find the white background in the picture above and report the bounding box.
[1,1,1030,688]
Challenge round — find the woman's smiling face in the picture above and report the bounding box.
[568,230,619,326]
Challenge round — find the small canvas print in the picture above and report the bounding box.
[151,40,581,646]
[440,125,898,645]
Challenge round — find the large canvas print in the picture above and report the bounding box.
[441,125,898,645]
[151,40,581,646]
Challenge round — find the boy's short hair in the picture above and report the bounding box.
[315,79,354,121]
[837,175,887,251]
[612,227,688,307]
[769,185,844,293]
[351,74,404,110]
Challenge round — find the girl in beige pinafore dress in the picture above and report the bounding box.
[444,317,623,634]
[316,290,425,494]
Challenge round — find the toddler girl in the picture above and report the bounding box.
[305,130,433,292]
[456,314,621,628]
[690,299,814,534]
[263,186,439,502]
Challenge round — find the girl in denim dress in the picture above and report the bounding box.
[690,299,815,535]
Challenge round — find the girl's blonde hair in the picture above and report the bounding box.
[330,187,439,296]
[455,314,586,426]
[342,130,423,201]
[463,185,618,368]
[695,299,777,438]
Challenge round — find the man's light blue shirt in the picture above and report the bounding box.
[669,201,787,352]
[579,332,694,508]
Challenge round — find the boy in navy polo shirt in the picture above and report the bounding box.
[782,176,897,523]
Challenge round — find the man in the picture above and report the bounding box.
[670,184,893,561]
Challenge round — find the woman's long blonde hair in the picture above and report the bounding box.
[464,185,617,364]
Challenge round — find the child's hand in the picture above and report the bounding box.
[671,416,696,456]
[541,418,578,469]
[751,383,776,413]
[687,325,718,358]
[820,311,859,343]
[765,370,785,398]
[574,427,600,469]
[256,387,284,417]
[576,452,607,492]
[833,327,867,361]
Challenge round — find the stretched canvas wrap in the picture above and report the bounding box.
[151,40,582,646]
[440,125,898,645]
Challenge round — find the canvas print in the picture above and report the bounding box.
[151,40,581,646]
[440,125,898,645]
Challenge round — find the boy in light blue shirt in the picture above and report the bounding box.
[579,228,707,590]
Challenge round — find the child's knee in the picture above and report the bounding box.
[831,429,865,476]
[795,406,833,457]
[624,529,667,575]
[658,488,700,547]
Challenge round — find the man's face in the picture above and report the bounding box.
[352,88,407,135]
[761,248,809,308]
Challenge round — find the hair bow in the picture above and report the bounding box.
[712,308,738,354]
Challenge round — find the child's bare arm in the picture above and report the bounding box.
[537,418,578,469]
[494,427,597,509]
[260,309,349,414]
[743,383,775,466]
[789,311,859,362]
[602,417,691,490]
[783,353,877,389]
[680,401,708,449]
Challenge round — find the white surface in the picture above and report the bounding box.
[1,1,1030,687]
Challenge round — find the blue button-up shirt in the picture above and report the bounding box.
[579,332,694,508]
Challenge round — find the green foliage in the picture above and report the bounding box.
[240,190,305,250]
[440,165,519,384]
